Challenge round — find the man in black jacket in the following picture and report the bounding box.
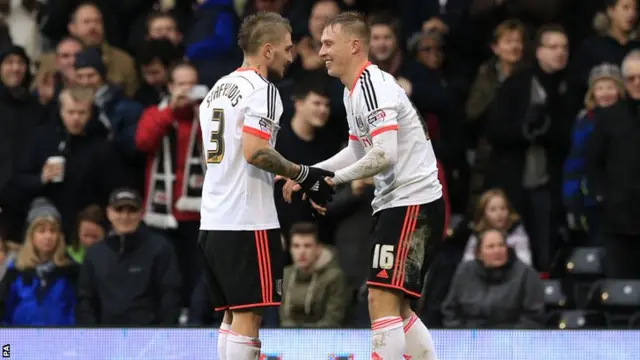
[14,86,123,237]
[588,49,640,279]
[486,24,572,272]
[76,188,182,325]
[0,45,46,242]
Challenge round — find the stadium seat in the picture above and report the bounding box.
[542,279,570,309]
[546,310,608,329]
[563,247,606,308]
[586,279,640,327]
[565,247,605,275]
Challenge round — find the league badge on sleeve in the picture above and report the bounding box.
[367,109,386,126]
[259,353,282,360]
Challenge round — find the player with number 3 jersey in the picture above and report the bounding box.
[197,12,334,360]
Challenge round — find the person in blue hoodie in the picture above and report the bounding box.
[0,198,77,325]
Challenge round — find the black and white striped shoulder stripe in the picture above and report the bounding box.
[266,82,277,120]
[359,69,379,112]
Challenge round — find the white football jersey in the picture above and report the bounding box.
[199,68,283,230]
[345,63,442,213]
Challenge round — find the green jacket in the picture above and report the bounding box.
[280,247,347,328]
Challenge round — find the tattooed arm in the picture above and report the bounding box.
[242,132,301,178]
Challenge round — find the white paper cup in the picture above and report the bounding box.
[46,156,65,183]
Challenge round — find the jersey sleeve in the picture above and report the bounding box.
[360,80,400,137]
[242,83,281,141]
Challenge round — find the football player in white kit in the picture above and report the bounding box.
[198,12,334,360]
[281,12,444,360]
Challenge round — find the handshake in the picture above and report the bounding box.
[277,165,335,214]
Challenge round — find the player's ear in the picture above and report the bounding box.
[263,43,274,61]
[351,39,360,55]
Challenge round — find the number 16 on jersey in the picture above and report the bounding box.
[372,244,394,269]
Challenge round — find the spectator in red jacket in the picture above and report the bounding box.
[135,61,203,306]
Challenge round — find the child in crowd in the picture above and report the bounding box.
[0,198,77,325]
[463,189,532,265]
[563,63,624,240]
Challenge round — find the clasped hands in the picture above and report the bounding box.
[275,166,335,216]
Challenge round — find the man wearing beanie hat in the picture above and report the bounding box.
[74,46,144,166]
[0,45,46,243]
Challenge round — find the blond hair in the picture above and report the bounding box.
[237,12,292,55]
[473,189,520,233]
[325,11,370,47]
[584,78,625,110]
[15,217,70,271]
[58,86,95,106]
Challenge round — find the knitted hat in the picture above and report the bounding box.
[74,46,107,78]
[589,63,623,86]
[27,198,61,225]
[584,63,625,110]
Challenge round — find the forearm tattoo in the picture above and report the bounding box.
[249,147,300,178]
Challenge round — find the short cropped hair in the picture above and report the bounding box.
[146,11,178,32]
[492,19,525,44]
[59,86,95,105]
[292,73,329,100]
[535,23,567,47]
[168,60,198,82]
[367,12,400,40]
[237,12,292,55]
[324,11,370,47]
[290,222,318,239]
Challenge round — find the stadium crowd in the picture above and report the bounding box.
[0,0,639,330]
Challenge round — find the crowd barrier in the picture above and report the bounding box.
[0,328,638,359]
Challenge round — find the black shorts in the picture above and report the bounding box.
[198,229,283,311]
[367,198,445,298]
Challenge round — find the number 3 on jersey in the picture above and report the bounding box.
[207,108,225,164]
[372,244,394,269]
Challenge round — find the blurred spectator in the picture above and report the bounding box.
[135,62,202,305]
[0,239,18,282]
[588,50,640,279]
[295,0,340,72]
[469,0,569,30]
[569,0,639,116]
[0,45,46,243]
[463,189,532,265]
[1,0,43,61]
[280,222,347,328]
[66,204,106,264]
[441,229,544,328]
[134,39,183,107]
[563,64,624,241]
[275,76,335,241]
[0,19,13,55]
[14,87,124,237]
[185,0,240,86]
[76,188,182,326]
[34,36,82,106]
[188,275,222,326]
[0,198,77,326]
[36,3,138,97]
[486,24,572,271]
[74,47,143,149]
[146,11,184,48]
[466,19,525,212]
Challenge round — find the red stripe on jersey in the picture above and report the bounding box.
[349,61,372,96]
[371,124,399,137]
[243,126,271,140]
[349,135,358,141]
